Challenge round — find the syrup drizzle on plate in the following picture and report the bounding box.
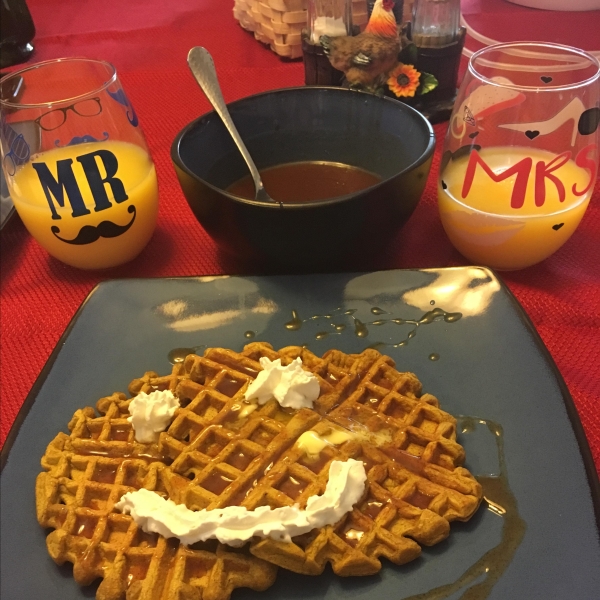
[405,417,526,600]
[167,304,458,363]
[283,305,462,349]
[167,345,207,364]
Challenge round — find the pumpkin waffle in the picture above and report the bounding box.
[35,391,277,600]
[36,342,482,598]
[151,343,482,575]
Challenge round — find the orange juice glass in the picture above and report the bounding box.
[439,43,599,270]
[0,58,158,269]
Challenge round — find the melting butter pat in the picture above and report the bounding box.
[369,429,393,446]
[238,402,258,419]
[324,429,354,445]
[296,431,332,456]
[229,401,258,422]
[296,429,354,457]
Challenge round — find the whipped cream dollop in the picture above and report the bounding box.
[115,459,366,547]
[127,389,179,443]
[244,357,320,409]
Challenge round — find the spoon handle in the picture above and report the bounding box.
[187,47,268,201]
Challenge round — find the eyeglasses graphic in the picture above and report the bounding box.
[34,97,102,132]
[2,132,31,176]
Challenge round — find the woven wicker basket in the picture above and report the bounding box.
[233,0,369,60]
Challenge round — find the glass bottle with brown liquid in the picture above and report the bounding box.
[0,0,36,69]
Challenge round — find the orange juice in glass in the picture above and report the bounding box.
[439,42,599,270]
[0,58,158,269]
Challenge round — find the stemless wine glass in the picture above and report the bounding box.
[0,58,158,269]
[438,42,599,270]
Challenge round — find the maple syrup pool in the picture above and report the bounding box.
[226,161,382,203]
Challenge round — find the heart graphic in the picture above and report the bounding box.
[468,132,479,139]
[441,180,448,190]
[578,107,600,136]
[525,130,540,140]
[541,76,553,84]
[552,223,564,231]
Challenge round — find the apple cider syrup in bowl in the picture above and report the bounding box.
[171,87,435,270]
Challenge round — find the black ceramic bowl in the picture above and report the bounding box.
[171,87,435,269]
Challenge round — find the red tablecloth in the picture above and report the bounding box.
[1,0,599,475]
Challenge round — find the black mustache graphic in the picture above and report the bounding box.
[51,205,136,245]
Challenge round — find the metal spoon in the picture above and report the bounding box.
[187,47,274,203]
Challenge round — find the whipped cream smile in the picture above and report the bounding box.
[115,459,367,547]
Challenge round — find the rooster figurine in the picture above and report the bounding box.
[320,0,400,93]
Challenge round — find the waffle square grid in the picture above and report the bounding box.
[36,343,482,599]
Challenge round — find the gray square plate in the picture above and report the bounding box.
[1,268,599,599]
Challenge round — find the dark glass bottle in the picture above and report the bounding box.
[0,0,36,69]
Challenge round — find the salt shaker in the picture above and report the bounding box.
[307,0,353,43]
[303,0,353,86]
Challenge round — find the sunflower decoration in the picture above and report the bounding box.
[387,63,421,97]
[385,38,439,99]
[386,61,439,98]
